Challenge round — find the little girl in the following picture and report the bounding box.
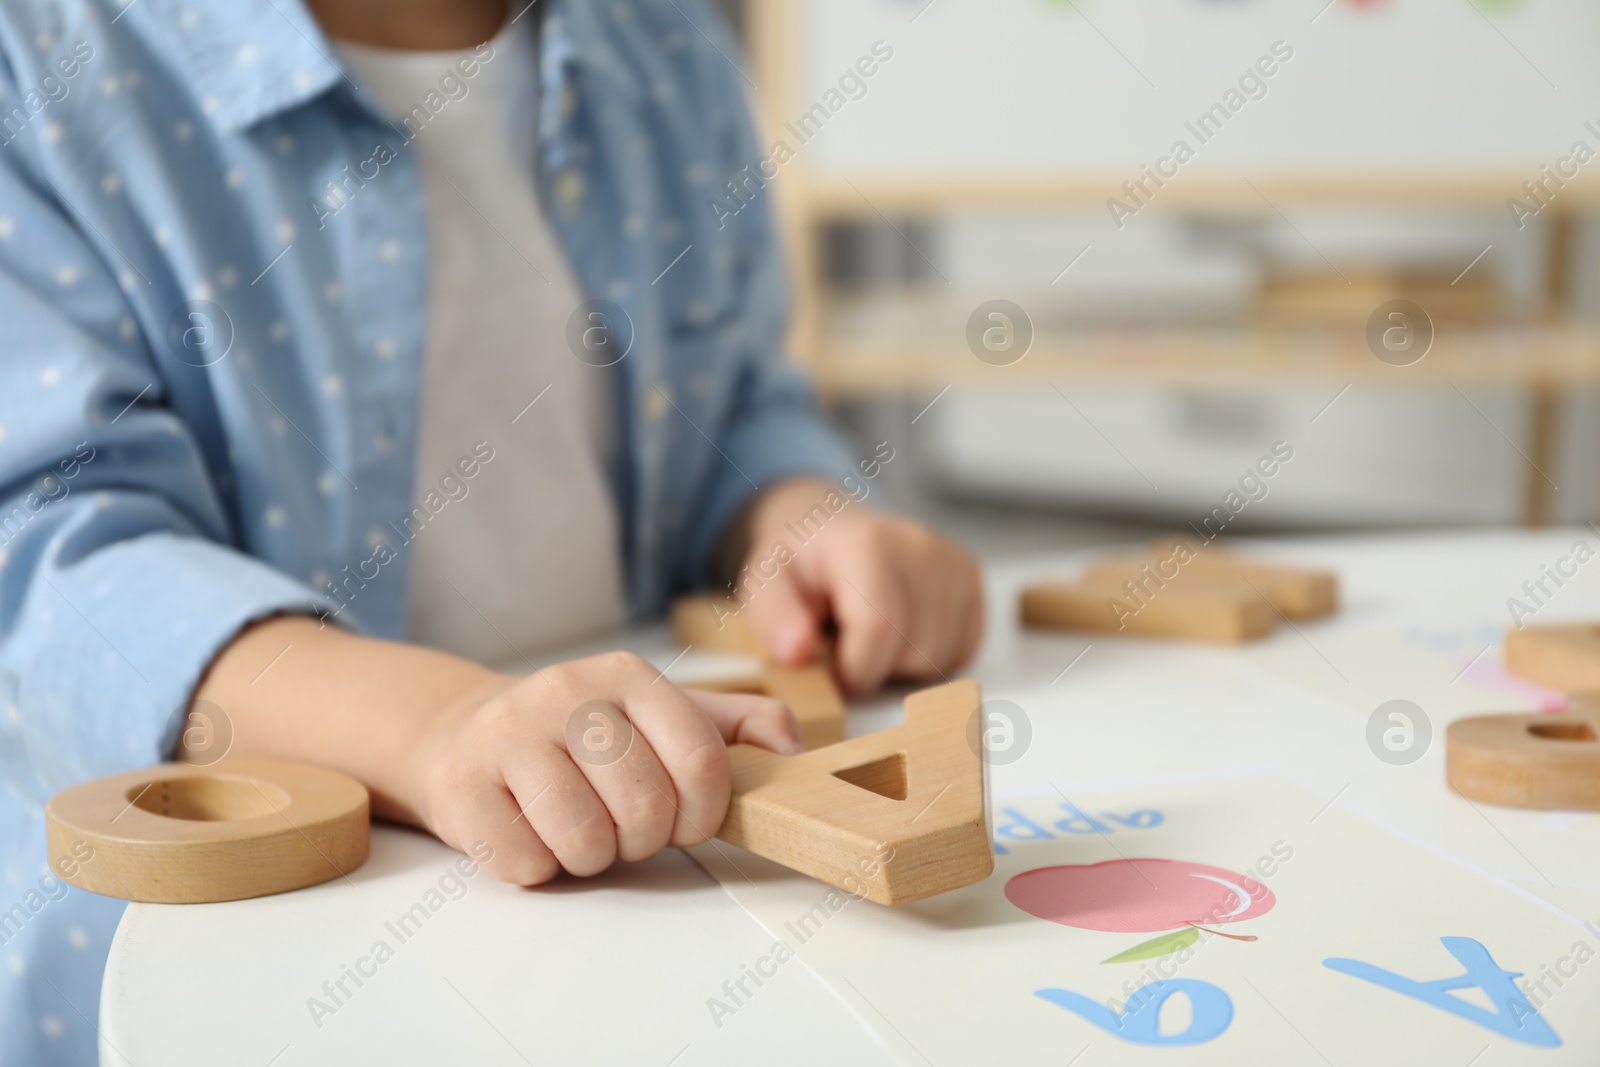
[0,1,982,1063]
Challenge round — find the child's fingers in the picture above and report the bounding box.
[683,689,804,755]
[612,683,735,848]
[959,581,986,666]
[948,555,986,670]
[894,559,964,680]
[557,700,681,863]
[915,571,962,675]
[929,548,984,673]
[829,549,910,695]
[504,748,618,877]
[741,568,822,665]
[449,777,563,887]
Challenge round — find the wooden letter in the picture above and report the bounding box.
[673,594,847,748]
[1021,581,1275,643]
[716,679,993,905]
[46,760,369,903]
[1447,709,1600,810]
[1090,537,1338,619]
[689,664,847,750]
[1504,624,1600,692]
[671,594,768,659]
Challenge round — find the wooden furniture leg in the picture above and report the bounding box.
[1521,382,1560,528]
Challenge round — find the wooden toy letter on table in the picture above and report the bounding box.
[46,759,369,903]
[1504,623,1600,692]
[1023,539,1338,643]
[1447,708,1600,810]
[677,596,992,902]
[715,678,993,906]
[1451,623,1600,810]
[672,594,846,749]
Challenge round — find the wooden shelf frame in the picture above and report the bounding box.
[739,0,1600,526]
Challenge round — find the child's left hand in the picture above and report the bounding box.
[725,478,984,696]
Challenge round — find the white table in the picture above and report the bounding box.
[103,531,1600,1065]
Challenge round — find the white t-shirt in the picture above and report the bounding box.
[337,17,626,662]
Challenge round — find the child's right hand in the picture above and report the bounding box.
[407,652,804,886]
[191,619,801,886]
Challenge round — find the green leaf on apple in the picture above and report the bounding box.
[1100,926,1201,964]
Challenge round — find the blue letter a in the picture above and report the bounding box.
[1324,936,1559,1047]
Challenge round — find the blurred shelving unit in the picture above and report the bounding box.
[739,0,1600,525]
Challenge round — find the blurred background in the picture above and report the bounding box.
[713,0,1600,559]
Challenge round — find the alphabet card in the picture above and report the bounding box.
[691,774,1598,1064]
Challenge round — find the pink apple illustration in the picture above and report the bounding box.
[1005,858,1275,963]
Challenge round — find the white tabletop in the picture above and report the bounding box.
[103,530,1600,1066]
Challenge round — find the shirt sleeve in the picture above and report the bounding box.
[675,2,858,589]
[0,80,339,798]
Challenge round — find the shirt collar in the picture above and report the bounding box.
[150,0,346,135]
[541,0,643,111]
[147,0,616,138]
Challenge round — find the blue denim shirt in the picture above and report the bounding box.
[0,1,853,1061]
